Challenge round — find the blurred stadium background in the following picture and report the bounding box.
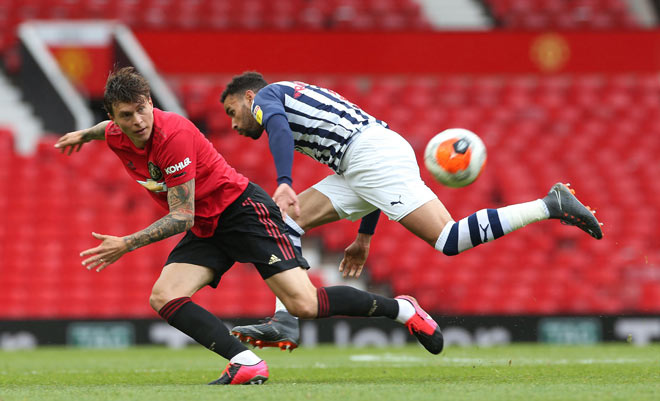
[0,0,659,349]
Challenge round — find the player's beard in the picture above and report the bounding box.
[243,121,264,139]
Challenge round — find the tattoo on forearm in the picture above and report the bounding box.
[124,214,189,251]
[83,121,110,141]
[124,180,195,251]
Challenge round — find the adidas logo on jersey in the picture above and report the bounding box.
[268,255,281,265]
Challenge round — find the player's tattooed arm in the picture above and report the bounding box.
[82,120,110,141]
[55,121,110,155]
[79,180,195,272]
[123,179,196,251]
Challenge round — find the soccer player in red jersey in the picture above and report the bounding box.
[55,67,444,385]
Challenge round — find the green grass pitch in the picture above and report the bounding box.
[1,344,658,401]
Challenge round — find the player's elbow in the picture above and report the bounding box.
[183,215,194,231]
[171,211,195,232]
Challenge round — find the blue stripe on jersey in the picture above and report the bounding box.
[285,99,363,131]
[306,86,378,126]
[265,81,387,172]
[288,120,350,145]
[291,137,338,164]
[303,87,367,125]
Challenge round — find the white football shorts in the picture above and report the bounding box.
[313,124,437,222]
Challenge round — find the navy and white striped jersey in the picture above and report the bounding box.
[251,81,388,173]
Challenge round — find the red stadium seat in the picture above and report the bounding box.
[2,61,660,317]
[486,0,640,30]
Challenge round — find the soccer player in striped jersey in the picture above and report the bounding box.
[221,71,603,350]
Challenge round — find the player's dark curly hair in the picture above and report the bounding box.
[103,66,151,115]
[220,71,268,102]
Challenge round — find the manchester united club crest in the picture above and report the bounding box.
[148,161,163,181]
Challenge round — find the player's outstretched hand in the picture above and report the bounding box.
[339,234,371,278]
[80,232,130,272]
[54,129,90,155]
[55,121,108,155]
[273,183,300,220]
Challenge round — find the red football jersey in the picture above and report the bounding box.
[106,108,249,237]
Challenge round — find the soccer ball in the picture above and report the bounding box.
[423,128,487,188]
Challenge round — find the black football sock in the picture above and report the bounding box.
[316,286,398,319]
[159,297,247,360]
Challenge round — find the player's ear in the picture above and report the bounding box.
[106,102,115,121]
[245,90,255,102]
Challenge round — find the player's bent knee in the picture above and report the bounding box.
[149,285,173,312]
[287,302,317,319]
[283,295,318,319]
[149,292,164,312]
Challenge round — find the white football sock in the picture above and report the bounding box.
[230,350,262,365]
[395,298,415,324]
[497,199,549,231]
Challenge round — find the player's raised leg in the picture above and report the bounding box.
[542,183,602,239]
[400,182,602,256]
[264,267,444,355]
[151,263,268,385]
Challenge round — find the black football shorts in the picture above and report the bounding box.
[165,182,309,288]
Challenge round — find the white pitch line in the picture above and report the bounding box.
[349,354,436,363]
[349,355,656,366]
[442,357,656,365]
